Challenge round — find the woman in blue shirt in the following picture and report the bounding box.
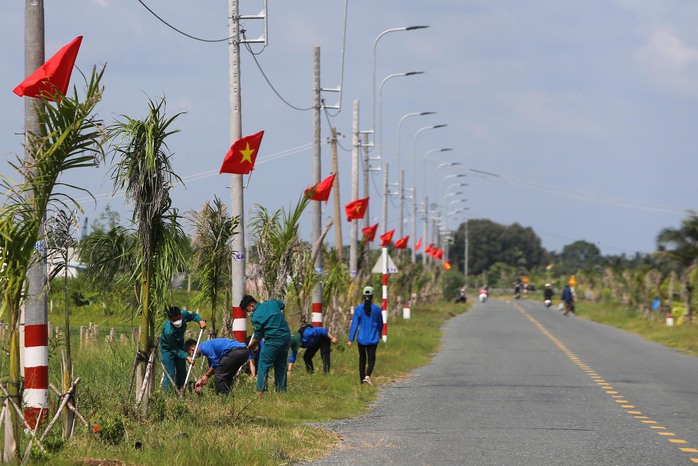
[347,286,384,385]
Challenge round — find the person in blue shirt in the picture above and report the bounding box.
[185,338,249,395]
[561,284,575,316]
[160,306,206,391]
[347,286,384,385]
[288,325,338,375]
[245,296,291,396]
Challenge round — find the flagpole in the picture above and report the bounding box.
[349,100,359,279]
[229,0,246,342]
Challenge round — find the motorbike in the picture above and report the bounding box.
[478,287,489,303]
[544,299,552,307]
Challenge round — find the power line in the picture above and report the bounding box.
[136,0,233,43]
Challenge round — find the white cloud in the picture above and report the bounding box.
[636,28,698,97]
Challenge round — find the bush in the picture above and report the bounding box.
[95,414,125,445]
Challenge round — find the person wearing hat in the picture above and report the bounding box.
[347,285,384,385]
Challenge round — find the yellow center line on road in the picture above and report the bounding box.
[513,302,698,463]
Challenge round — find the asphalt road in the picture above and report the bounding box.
[309,298,698,465]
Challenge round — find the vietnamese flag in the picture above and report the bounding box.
[435,249,444,260]
[345,197,369,221]
[219,131,264,175]
[414,238,422,251]
[425,243,434,254]
[305,173,336,201]
[14,36,83,101]
[379,229,395,247]
[362,223,378,242]
[394,236,409,249]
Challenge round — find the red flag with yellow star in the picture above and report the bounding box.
[414,238,422,251]
[362,223,378,242]
[219,130,264,174]
[345,197,369,221]
[380,229,395,247]
[394,236,409,249]
[305,173,336,202]
[13,36,83,102]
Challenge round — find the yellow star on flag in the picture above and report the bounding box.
[239,143,256,164]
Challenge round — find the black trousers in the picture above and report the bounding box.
[357,343,377,382]
[303,335,332,374]
[213,347,249,394]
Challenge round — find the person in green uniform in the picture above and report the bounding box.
[160,306,206,391]
[245,296,291,396]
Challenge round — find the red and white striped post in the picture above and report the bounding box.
[312,302,323,327]
[23,315,49,428]
[381,247,388,342]
[231,306,247,344]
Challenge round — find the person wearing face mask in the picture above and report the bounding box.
[160,305,206,392]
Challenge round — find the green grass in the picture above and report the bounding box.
[2,301,467,465]
[577,301,698,357]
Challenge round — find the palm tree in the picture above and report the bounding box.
[107,97,189,409]
[188,196,238,337]
[0,67,105,455]
[656,212,698,322]
[248,195,312,302]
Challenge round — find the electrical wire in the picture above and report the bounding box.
[242,37,313,112]
[136,0,233,43]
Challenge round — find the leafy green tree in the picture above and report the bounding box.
[248,196,313,313]
[559,240,603,275]
[107,97,189,408]
[188,196,238,337]
[656,213,698,321]
[0,67,105,454]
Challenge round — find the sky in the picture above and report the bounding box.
[2,0,698,257]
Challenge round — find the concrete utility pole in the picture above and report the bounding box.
[422,195,429,265]
[311,47,323,327]
[23,0,48,431]
[382,163,389,236]
[464,219,469,280]
[349,100,359,278]
[229,0,247,342]
[362,133,371,266]
[331,127,343,260]
[398,170,405,239]
[411,185,417,263]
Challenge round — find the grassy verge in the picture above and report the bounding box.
[576,301,698,357]
[5,301,467,465]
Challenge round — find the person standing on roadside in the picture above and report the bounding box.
[160,306,206,392]
[347,286,384,385]
[245,296,291,396]
[561,283,576,316]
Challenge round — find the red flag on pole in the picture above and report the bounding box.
[362,223,378,242]
[345,197,369,221]
[13,36,83,101]
[305,173,336,201]
[435,249,444,260]
[219,130,264,174]
[415,238,422,251]
[425,243,434,254]
[379,229,395,247]
[394,236,409,249]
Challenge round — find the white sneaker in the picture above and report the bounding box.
[363,376,372,385]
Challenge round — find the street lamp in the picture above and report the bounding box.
[447,182,469,191]
[412,124,447,188]
[396,111,434,240]
[378,72,424,162]
[436,162,462,171]
[444,191,464,198]
[449,199,468,208]
[444,173,467,181]
[422,148,453,194]
[372,26,430,143]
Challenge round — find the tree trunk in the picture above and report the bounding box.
[6,300,21,459]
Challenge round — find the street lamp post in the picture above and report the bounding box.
[378,72,424,163]
[422,147,453,194]
[372,25,429,146]
[397,111,434,239]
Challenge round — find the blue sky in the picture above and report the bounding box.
[2,1,698,256]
